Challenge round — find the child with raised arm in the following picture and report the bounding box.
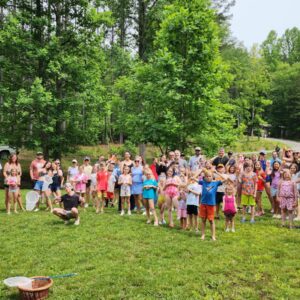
[223,185,237,232]
[277,170,298,229]
[118,165,132,216]
[142,171,159,226]
[198,171,223,241]
[186,176,202,233]
[240,162,257,223]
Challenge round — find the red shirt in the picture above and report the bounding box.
[97,171,108,191]
[256,170,266,191]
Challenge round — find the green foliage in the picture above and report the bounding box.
[114,0,240,154]
[268,62,300,139]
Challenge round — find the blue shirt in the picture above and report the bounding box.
[143,179,157,199]
[259,159,267,171]
[199,180,222,206]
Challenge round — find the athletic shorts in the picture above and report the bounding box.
[65,210,75,220]
[34,180,44,191]
[97,190,107,198]
[199,204,215,221]
[224,211,236,220]
[216,192,224,205]
[271,187,277,197]
[107,192,114,199]
[187,205,198,215]
[241,194,256,206]
[86,180,91,188]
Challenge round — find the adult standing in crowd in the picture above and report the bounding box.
[3,153,24,212]
[29,152,46,188]
[67,159,79,183]
[212,148,229,167]
[189,147,204,172]
[131,157,144,213]
[174,150,188,169]
[82,156,93,207]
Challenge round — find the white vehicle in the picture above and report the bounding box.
[0,145,16,159]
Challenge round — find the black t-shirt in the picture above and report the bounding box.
[61,194,80,211]
[212,156,229,167]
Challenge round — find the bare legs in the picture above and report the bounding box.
[201,219,215,241]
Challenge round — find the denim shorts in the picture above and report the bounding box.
[271,187,277,197]
[34,180,44,191]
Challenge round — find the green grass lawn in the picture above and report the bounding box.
[1,191,300,299]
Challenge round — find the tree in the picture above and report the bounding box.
[268,62,300,139]
[115,0,239,154]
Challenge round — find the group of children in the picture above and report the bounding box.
[3,147,300,240]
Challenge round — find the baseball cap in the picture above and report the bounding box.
[195,147,201,151]
[72,159,77,163]
[259,150,266,155]
[228,151,233,155]
[36,151,43,156]
[84,156,90,161]
[217,164,224,168]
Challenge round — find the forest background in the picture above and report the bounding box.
[0,0,299,158]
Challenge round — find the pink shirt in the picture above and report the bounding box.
[73,173,88,192]
[223,195,236,213]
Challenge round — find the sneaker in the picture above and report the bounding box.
[250,219,255,224]
[64,220,70,225]
[294,216,300,221]
[162,219,166,225]
[84,203,89,208]
[7,211,11,215]
[146,220,151,224]
[231,228,235,233]
[276,214,281,219]
[120,210,125,216]
[74,218,80,226]
[34,208,39,212]
[142,211,146,216]
[241,218,246,223]
[128,210,131,216]
[270,209,274,214]
[154,221,159,226]
[225,228,230,232]
[14,210,19,214]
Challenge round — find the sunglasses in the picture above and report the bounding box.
[135,160,140,162]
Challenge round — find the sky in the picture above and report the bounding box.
[230,0,300,49]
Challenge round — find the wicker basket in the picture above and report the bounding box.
[18,276,53,300]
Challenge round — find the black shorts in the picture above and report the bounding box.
[187,205,198,215]
[86,180,91,188]
[224,212,236,220]
[4,184,9,189]
[216,192,224,205]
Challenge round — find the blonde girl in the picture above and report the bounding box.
[164,168,181,227]
[118,165,132,215]
[222,185,237,232]
[6,169,20,214]
[142,171,159,226]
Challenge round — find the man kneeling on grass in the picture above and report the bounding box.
[53,183,84,225]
